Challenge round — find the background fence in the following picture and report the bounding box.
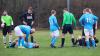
[0,0,100,28]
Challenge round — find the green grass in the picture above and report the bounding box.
[0,30,100,56]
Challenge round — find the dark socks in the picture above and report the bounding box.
[71,38,75,45]
[31,36,34,43]
[61,38,65,47]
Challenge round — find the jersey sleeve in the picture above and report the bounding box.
[53,17,59,29]
[71,14,76,27]
[79,14,85,26]
[1,16,5,23]
[10,16,14,25]
[62,13,66,26]
[32,13,35,21]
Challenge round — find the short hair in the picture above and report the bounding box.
[28,6,33,11]
[63,8,68,11]
[84,8,92,13]
[51,10,56,14]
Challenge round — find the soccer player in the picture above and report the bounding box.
[81,9,98,46]
[8,38,39,48]
[14,25,35,48]
[19,6,35,43]
[59,8,76,48]
[1,10,14,48]
[79,8,98,49]
[49,10,60,48]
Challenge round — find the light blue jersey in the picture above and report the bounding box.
[24,41,35,48]
[79,13,98,30]
[49,15,59,32]
[19,25,31,41]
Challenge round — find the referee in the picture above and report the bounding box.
[1,10,14,48]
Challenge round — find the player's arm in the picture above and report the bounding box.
[19,14,27,25]
[62,13,66,29]
[53,17,60,29]
[93,15,98,29]
[72,14,76,27]
[95,21,98,30]
[1,16,5,28]
[79,14,84,26]
[31,13,35,25]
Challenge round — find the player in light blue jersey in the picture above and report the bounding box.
[7,38,39,48]
[79,8,98,49]
[49,10,60,48]
[14,25,35,48]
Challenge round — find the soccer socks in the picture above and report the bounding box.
[82,38,85,46]
[9,35,12,46]
[18,37,24,47]
[91,40,96,48]
[51,37,57,46]
[31,36,34,43]
[71,38,75,45]
[61,38,65,47]
[18,37,21,46]
[21,37,25,46]
[3,36,6,45]
[86,41,90,49]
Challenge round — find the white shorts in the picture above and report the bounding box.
[51,30,59,37]
[84,29,94,36]
[14,26,24,36]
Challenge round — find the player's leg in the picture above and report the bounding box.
[50,31,57,48]
[14,26,24,48]
[60,25,67,48]
[82,28,86,46]
[2,26,7,48]
[7,26,13,46]
[69,25,75,46]
[90,30,96,48]
[50,30,59,48]
[84,29,90,49]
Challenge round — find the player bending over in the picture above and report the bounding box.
[14,25,35,48]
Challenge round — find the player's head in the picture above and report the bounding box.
[34,44,39,48]
[3,10,8,16]
[84,8,92,14]
[63,8,68,12]
[51,10,56,15]
[30,28,35,34]
[28,6,33,14]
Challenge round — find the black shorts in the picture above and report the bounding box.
[82,27,85,36]
[62,24,73,34]
[93,24,96,35]
[2,26,12,35]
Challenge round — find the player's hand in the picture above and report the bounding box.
[1,23,5,28]
[61,26,63,30]
[95,26,97,30]
[31,21,34,25]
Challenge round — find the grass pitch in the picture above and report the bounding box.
[0,30,100,56]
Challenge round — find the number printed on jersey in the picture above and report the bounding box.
[27,16,33,19]
[86,18,92,23]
